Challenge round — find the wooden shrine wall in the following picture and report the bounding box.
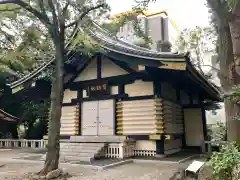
[60,106,79,135]
[60,89,79,136]
[125,80,154,97]
[116,99,163,135]
[184,108,204,146]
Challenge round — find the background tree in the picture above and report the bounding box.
[0,0,109,174]
[207,0,240,142]
[0,5,54,86]
[102,12,153,49]
[175,26,217,76]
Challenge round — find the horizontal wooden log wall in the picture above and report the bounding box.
[163,100,183,134]
[60,106,79,135]
[162,100,183,154]
[116,99,164,135]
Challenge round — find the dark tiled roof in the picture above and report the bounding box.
[0,109,19,122]
[86,22,186,61]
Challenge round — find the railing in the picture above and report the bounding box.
[201,140,227,154]
[134,150,156,156]
[105,142,135,159]
[0,139,47,149]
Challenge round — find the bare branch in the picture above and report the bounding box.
[62,0,70,18]
[201,64,221,72]
[65,3,107,28]
[47,0,58,28]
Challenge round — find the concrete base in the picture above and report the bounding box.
[155,154,166,158]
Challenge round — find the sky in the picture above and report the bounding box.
[106,0,210,30]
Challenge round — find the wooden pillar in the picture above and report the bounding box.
[201,107,208,141]
[77,89,82,136]
[201,106,208,153]
[177,88,186,148]
[156,139,165,157]
[97,54,102,79]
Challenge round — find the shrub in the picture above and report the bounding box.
[207,142,240,180]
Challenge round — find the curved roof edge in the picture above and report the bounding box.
[0,109,19,122]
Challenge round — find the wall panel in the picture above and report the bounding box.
[180,90,190,105]
[74,58,97,82]
[63,89,77,103]
[60,106,79,135]
[101,57,128,78]
[163,100,183,134]
[184,108,204,146]
[116,99,163,135]
[136,140,156,151]
[125,80,154,97]
[161,82,177,101]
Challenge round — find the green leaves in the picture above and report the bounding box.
[208,142,240,180]
[227,0,240,11]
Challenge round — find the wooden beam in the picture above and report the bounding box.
[158,62,186,71]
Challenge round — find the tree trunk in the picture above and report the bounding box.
[228,4,240,142]
[216,16,235,140]
[39,34,64,175]
[206,0,240,142]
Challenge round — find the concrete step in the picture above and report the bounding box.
[59,142,106,162]
[70,136,127,143]
[60,155,92,162]
[60,151,96,157]
[60,148,101,153]
[60,143,105,148]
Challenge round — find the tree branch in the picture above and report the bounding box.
[65,3,107,28]
[62,0,70,18]
[0,0,52,27]
[47,0,58,28]
[201,64,221,72]
[38,0,48,19]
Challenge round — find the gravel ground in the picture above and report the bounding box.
[0,161,181,180]
[0,149,198,180]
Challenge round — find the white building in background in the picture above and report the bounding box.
[110,10,180,51]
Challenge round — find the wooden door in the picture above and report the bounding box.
[81,101,98,135]
[98,99,115,135]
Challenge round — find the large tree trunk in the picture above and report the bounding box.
[228,4,240,142]
[216,15,236,141]
[206,0,240,142]
[39,33,64,175]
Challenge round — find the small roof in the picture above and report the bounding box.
[0,109,19,122]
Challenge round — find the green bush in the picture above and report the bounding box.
[208,142,240,180]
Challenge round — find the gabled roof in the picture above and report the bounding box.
[4,22,221,101]
[0,109,19,122]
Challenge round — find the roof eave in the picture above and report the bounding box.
[185,57,221,101]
